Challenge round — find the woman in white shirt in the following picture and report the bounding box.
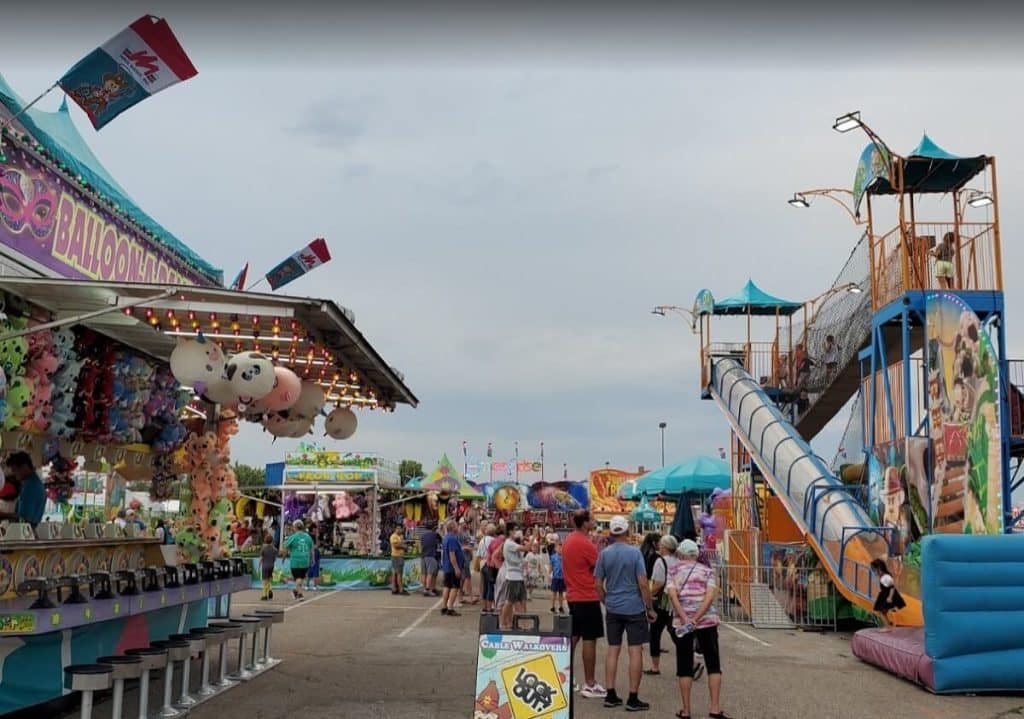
[646,535,680,675]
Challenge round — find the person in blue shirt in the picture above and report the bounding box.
[594,515,656,711]
[440,521,463,617]
[6,452,45,528]
[548,542,566,614]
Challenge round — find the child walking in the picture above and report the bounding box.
[548,543,566,613]
[525,541,541,601]
[260,533,278,601]
[871,558,906,631]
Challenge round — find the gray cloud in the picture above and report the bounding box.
[0,20,1020,486]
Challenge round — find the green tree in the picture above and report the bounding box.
[399,459,423,485]
[233,462,266,488]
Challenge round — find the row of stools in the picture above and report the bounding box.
[64,610,283,719]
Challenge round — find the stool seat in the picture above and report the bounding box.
[228,617,260,634]
[253,609,285,624]
[242,613,273,626]
[153,639,192,663]
[191,626,228,645]
[64,664,113,692]
[169,633,205,656]
[209,621,242,639]
[95,654,143,680]
[125,646,168,670]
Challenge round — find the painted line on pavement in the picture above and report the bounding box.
[283,590,336,613]
[720,622,772,647]
[398,598,444,637]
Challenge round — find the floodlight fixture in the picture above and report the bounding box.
[788,193,810,208]
[833,111,862,133]
[967,191,994,208]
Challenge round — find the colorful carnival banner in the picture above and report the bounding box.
[925,292,1004,535]
[588,468,644,518]
[525,481,589,512]
[852,142,891,216]
[0,148,209,285]
[284,447,379,469]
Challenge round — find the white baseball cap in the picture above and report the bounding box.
[678,539,700,557]
[609,515,629,535]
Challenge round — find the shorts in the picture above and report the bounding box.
[935,259,954,279]
[261,568,274,581]
[391,557,405,573]
[443,571,461,589]
[421,556,439,576]
[605,612,650,647]
[550,578,566,593]
[568,601,604,641]
[290,567,308,580]
[307,564,320,579]
[672,625,721,676]
[506,579,527,604]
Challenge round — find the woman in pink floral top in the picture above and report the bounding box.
[666,539,730,719]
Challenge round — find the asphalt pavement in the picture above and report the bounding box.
[68,586,1024,719]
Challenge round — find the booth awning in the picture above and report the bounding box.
[713,279,802,317]
[0,277,418,409]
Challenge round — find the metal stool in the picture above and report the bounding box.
[64,664,113,719]
[125,646,167,719]
[168,633,204,707]
[208,622,242,688]
[188,626,227,697]
[252,609,284,667]
[223,617,260,681]
[95,655,143,719]
[151,639,190,717]
[241,614,273,669]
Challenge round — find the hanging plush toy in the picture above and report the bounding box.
[169,335,226,395]
[324,406,357,440]
[224,351,275,406]
[251,366,301,414]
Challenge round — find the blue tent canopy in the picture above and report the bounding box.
[0,73,222,284]
[713,279,802,317]
[868,133,987,196]
[634,456,731,497]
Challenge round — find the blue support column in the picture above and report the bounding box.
[902,302,912,442]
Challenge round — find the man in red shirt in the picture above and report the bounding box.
[562,509,606,699]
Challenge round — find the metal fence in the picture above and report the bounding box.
[714,563,839,630]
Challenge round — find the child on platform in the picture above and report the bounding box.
[871,558,906,631]
[260,533,278,601]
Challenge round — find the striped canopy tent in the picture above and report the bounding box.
[420,454,484,500]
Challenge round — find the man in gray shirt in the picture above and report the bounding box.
[500,527,528,628]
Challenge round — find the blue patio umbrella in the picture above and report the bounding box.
[637,456,731,497]
[617,479,642,501]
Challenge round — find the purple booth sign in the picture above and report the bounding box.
[0,147,212,285]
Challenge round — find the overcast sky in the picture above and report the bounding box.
[3,5,1024,478]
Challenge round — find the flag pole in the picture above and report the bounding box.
[540,441,545,482]
[245,277,268,292]
[0,82,60,157]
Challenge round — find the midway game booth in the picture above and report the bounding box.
[0,277,416,714]
[0,65,417,714]
[259,446,416,590]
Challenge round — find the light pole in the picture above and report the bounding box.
[651,305,699,333]
[658,422,667,467]
[787,188,865,225]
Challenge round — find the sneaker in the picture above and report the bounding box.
[603,692,622,708]
[260,596,268,601]
[558,607,566,614]
[625,697,650,712]
[268,591,273,599]
[550,607,556,613]
[581,683,608,699]
[573,682,580,693]
[440,608,450,615]
[453,602,464,609]
[400,590,410,596]
[292,590,299,599]
[447,610,461,617]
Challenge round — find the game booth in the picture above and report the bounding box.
[256,447,419,590]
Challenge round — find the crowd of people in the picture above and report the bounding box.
[385,509,729,717]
